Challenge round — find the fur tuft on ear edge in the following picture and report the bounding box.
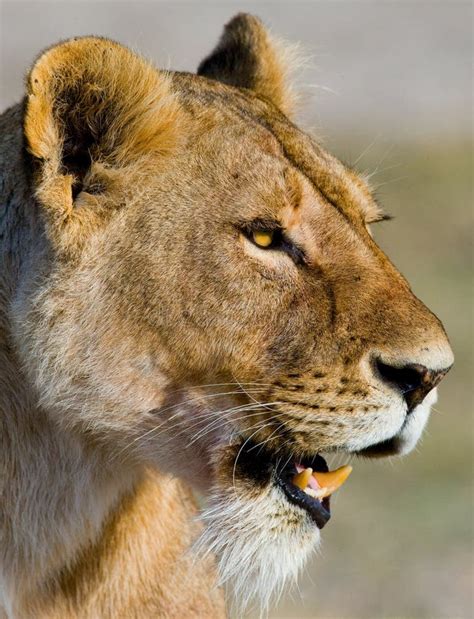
[197,13,299,117]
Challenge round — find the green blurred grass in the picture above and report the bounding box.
[264,138,473,619]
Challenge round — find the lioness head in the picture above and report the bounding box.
[17,13,453,613]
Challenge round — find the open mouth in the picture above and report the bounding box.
[233,441,352,530]
[276,455,352,529]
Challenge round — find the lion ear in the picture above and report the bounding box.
[24,37,184,256]
[197,13,296,117]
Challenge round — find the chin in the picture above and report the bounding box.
[195,479,320,615]
[193,441,333,614]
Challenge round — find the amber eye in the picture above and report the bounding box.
[252,230,274,248]
[241,221,307,265]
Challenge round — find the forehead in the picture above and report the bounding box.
[173,72,380,225]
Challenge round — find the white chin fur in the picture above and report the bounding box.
[194,484,320,616]
[392,387,437,455]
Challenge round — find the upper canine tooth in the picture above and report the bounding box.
[312,465,353,497]
[292,467,313,490]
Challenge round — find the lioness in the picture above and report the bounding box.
[0,13,453,619]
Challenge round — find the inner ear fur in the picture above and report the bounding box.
[24,37,184,255]
[197,13,297,117]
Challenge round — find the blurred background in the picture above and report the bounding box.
[1,1,472,618]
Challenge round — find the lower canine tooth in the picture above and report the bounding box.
[293,467,313,490]
[304,487,327,499]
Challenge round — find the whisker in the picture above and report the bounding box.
[115,389,268,458]
[232,423,275,499]
[232,373,277,412]
[126,402,268,456]
[351,132,382,167]
[365,143,396,180]
[248,422,288,455]
[364,161,402,181]
[186,402,284,447]
[153,403,285,454]
[372,175,409,190]
[148,391,269,437]
[274,448,295,478]
[160,380,274,399]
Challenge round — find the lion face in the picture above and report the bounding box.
[18,15,453,613]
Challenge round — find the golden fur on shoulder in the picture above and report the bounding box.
[0,13,452,618]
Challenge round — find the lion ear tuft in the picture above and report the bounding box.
[197,13,297,117]
[24,37,184,255]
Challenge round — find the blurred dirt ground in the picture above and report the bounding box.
[1,2,472,618]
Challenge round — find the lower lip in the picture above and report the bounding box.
[277,477,331,529]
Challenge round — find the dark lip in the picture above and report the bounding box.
[276,454,331,529]
[231,439,332,530]
[354,427,406,458]
[233,431,405,528]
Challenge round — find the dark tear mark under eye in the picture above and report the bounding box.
[239,218,307,266]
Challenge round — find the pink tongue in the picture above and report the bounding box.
[295,463,321,490]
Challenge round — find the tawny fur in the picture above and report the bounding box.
[0,14,452,618]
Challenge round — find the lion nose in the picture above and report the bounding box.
[375,359,451,413]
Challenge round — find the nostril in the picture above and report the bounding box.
[374,359,445,414]
[375,360,427,395]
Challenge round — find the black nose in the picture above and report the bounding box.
[375,359,449,413]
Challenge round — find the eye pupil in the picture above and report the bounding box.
[252,230,274,248]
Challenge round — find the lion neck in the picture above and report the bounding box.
[0,375,221,618]
[0,105,223,618]
[0,215,137,613]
